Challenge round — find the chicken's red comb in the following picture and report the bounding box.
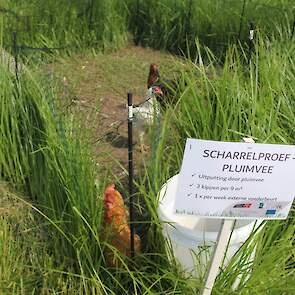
[104,184,115,193]
[154,86,163,95]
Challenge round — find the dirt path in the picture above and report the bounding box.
[50,45,180,176]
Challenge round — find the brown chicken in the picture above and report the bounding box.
[147,63,178,108]
[103,184,141,267]
[147,63,160,88]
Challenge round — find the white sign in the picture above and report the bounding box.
[174,139,295,219]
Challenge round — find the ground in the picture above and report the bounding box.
[50,45,181,177]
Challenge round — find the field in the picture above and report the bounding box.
[0,0,294,294]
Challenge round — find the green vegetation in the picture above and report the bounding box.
[0,64,104,271]
[0,0,294,56]
[0,0,128,52]
[129,0,295,57]
[0,0,294,294]
[147,34,295,294]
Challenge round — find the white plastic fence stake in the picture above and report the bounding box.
[201,219,235,295]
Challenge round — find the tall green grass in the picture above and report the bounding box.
[1,0,294,59]
[0,0,128,53]
[1,3,295,293]
[0,64,104,275]
[128,0,295,57]
[0,63,200,294]
[142,33,294,294]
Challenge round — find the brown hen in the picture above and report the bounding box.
[147,63,160,89]
[103,184,141,267]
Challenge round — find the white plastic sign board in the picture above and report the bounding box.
[174,139,295,219]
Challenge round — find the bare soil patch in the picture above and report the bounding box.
[50,45,180,176]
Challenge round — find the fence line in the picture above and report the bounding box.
[238,0,247,40]
[1,2,294,56]
[15,44,69,52]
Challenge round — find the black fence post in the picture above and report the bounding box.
[248,22,255,57]
[291,12,295,40]
[88,0,94,32]
[186,0,193,38]
[134,0,140,45]
[12,31,19,80]
[127,92,135,258]
[238,0,247,41]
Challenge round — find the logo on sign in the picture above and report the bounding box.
[233,203,252,208]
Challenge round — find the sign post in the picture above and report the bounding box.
[173,138,295,294]
[202,219,235,295]
[12,32,19,80]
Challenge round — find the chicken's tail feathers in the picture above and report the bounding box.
[147,63,160,88]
